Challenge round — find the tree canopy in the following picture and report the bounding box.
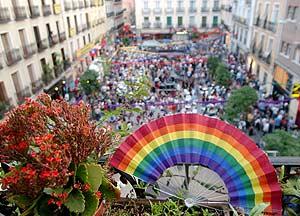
[215,64,231,87]
[207,56,221,78]
[79,70,100,95]
[263,130,300,156]
[224,86,258,123]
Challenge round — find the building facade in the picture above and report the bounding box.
[105,0,125,33]
[123,0,135,25]
[0,0,108,107]
[248,0,281,94]
[231,0,256,57]
[135,0,222,34]
[275,0,300,126]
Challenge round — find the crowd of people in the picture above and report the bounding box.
[65,34,297,146]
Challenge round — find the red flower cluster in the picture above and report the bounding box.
[48,192,68,208]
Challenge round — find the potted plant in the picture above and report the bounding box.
[0,94,119,216]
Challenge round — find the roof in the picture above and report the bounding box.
[270,157,300,166]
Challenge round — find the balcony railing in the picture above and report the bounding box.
[261,52,272,65]
[176,7,185,13]
[52,34,59,45]
[16,86,31,105]
[59,32,66,42]
[0,7,11,23]
[233,15,248,25]
[30,5,40,18]
[31,79,44,94]
[266,21,276,33]
[255,16,261,27]
[22,43,37,59]
[201,7,209,12]
[37,38,48,52]
[64,2,72,11]
[153,22,162,28]
[165,8,173,14]
[201,23,207,28]
[4,49,22,66]
[153,8,162,15]
[189,7,197,13]
[42,5,51,16]
[79,1,85,8]
[142,8,150,15]
[212,6,221,12]
[14,6,27,20]
[106,11,114,17]
[142,22,151,29]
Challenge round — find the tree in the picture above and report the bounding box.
[41,63,54,85]
[0,102,8,119]
[207,56,221,78]
[79,70,100,95]
[263,130,300,156]
[224,86,258,123]
[215,64,231,87]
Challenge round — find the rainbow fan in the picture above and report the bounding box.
[110,114,282,214]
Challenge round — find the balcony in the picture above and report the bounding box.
[53,3,61,14]
[212,6,221,12]
[16,86,31,105]
[233,15,248,25]
[106,11,114,17]
[153,8,162,15]
[37,39,48,52]
[77,25,82,33]
[153,22,162,28]
[22,43,37,59]
[82,23,88,31]
[4,49,22,66]
[176,7,185,13]
[14,6,27,20]
[84,0,91,8]
[30,6,40,18]
[266,21,276,33]
[201,23,207,28]
[52,34,59,46]
[254,16,261,27]
[64,2,72,11]
[142,22,151,29]
[201,7,209,12]
[165,8,173,14]
[189,7,197,13]
[73,1,79,10]
[261,52,272,65]
[59,32,66,42]
[42,5,51,16]
[212,23,218,28]
[142,8,150,15]
[0,7,11,23]
[31,79,44,94]
[79,1,85,9]
[69,28,76,37]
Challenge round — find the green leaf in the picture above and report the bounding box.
[286,207,298,216]
[86,163,103,192]
[43,187,72,196]
[249,203,270,216]
[77,163,88,183]
[8,195,32,209]
[82,192,99,216]
[64,190,85,213]
[99,176,118,201]
[34,195,53,216]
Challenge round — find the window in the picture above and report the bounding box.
[27,64,35,83]
[167,0,172,8]
[190,0,195,8]
[190,16,195,26]
[155,0,160,8]
[268,38,273,52]
[213,0,219,8]
[155,17,160,22]
[286,44,291,57]
[239,28,243,42]
[293,48,300,64]
[213,16,218,27]
[178,0,183,8]
[177,16,183,26]
[167,16,172,26]
[244,30,248,45]
[281,41,291,57]
[203,0,208,8]
[264,3,270,18]
[281,42,287,53]
[143,0,148,9]
[263,72,267,85]
[271,5,279,23]
[144,17,149,22]
[257,3,262,15]
[287,6,298,20]
[202,16,207,27]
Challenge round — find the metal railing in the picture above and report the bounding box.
[153,22,162,28]
[142,8,150,15]
[212,6,221,12]
[266,21,276,33]
[37,38,48,52]
[14,6,27,20]
[22,43,37,59]
[201,7,209,12]
[30,5,40,18]
[153,8,162,14]
[59,32,66,42]
[4,49,22,66]
[165,8,173,14]
[176,7,185,13]
[42,5,51,16]
[106,11,114,17]
[142,22,151,29]
[189,7,197,13]
[0,7,11,23]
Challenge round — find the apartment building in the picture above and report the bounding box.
[123,0,135,25]
[274,0,300,126]
[231,0,256,58]
[105,0,125,34]
[135,0,222,34]
[249,0,281,94]
[0,0,107,107]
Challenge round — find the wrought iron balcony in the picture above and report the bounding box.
[0,7,11,23]
[165,8,173,14]
[31,79,44,94]
[153,22,162,28]
[16,86,31,105]
[64,2,72,11]
[30,5,40,18]
[142,22,151,29]
[142,8,150,15]
[59,32,66,42]
[201,7,209,12]
[212,6,221,12]
[42,5,51,16]
[14,6,27,20]
[189,7,197,13]
[22,43,37,59]
[176,7,185,13]
[153,8,162,15]
[4,49,22,66]
[37,38,48,52]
